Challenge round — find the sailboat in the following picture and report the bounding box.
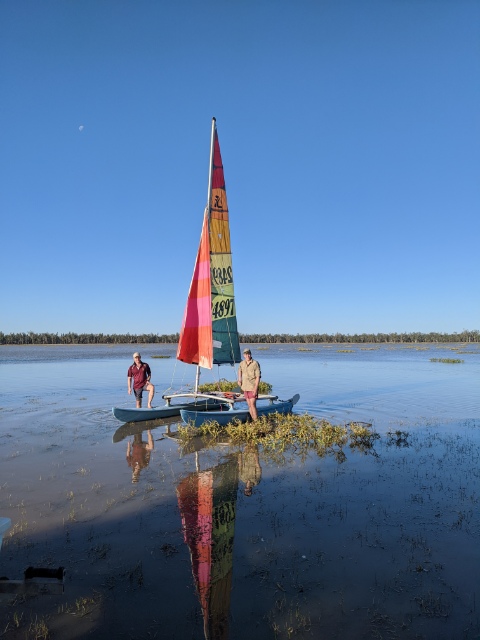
[113,118,298,425]
[168,118,298,426]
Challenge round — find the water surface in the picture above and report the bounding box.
[0,344,479,639]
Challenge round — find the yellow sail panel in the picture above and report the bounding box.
[210,253,234,297]
[210,217,231,254]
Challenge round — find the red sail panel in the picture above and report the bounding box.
[177,211,213,368]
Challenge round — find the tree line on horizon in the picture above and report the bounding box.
[1,329,479,345]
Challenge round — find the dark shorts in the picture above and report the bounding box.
[244,390,257,400]
[134,385,147,400]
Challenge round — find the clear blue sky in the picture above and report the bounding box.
[1,0,478,336]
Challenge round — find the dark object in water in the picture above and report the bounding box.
[0,567,65,595]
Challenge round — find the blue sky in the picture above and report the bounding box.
[1,0,478,336]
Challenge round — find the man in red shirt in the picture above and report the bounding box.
[127,352,155,408]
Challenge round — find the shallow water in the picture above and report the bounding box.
[0,344,479,639]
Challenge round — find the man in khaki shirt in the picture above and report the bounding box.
[237,348,261,420]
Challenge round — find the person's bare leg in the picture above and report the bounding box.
[147,383,155,408]
[247,397,258,420]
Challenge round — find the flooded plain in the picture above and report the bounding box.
[0,343,479,639]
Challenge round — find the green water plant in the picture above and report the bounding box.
[430,358,464,364]
[178,413,378,463]
[198,378,273,394]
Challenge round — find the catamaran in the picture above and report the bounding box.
[169,118,298,426]
[113,118,298,425]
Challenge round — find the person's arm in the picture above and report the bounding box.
[128,368,133,394]
[145,364,152,383]
[253,363,260,397]
[237,364,243,388]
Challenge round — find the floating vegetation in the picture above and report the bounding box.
[453,351,478,354]
[151,355,171,359]
[298,348,313,351]
[337,349,354,353]
[430,358,464,364]
[386,430,410,447]
[178,413,379,463]
[198,379,273,395]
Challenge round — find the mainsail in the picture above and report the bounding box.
[177,119,241,369]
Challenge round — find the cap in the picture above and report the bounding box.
[243,348,251,354]
[133,352,141,358]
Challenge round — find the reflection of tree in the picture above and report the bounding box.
[177,455,239,640]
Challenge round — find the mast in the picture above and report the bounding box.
[194,117,216,394]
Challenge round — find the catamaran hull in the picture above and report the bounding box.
[180,398,296,428]
[112,400,224,423]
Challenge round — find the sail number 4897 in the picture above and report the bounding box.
[212,297,236,319]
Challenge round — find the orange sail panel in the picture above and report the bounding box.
[177,211,213,368]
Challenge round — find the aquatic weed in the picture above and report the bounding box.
[347,422,379,448]
[198,378,273,394]
[386,430,410,447]
[178,413,376,463]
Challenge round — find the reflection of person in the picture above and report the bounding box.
[238,444,262,496]
[126,430,154,483]
[237,348,261,420]
[127,352,155,408]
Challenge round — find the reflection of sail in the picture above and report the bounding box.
[177,456,239,640]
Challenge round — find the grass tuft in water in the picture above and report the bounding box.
[430,358,464,364]
[198,378,273,394]
[178,413,378,462]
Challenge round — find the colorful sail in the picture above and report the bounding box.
[177,119,241,368]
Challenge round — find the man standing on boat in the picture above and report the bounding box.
[238,348,260,420]
[127,352,155,409]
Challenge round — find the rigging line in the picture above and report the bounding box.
[165,354,192,395]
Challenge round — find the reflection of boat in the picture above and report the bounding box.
[163,118,298,426]
[0,517,11,552]
[112,415,180,443]
[177,455,238,639]
[165,431,232,456]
